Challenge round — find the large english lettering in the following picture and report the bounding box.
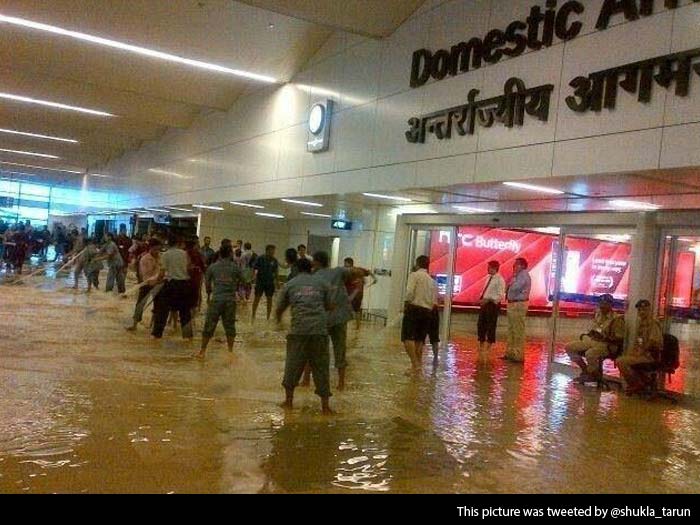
[409,0,585,89]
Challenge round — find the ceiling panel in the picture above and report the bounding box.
[237,0,424,37]
[0,0,332,183]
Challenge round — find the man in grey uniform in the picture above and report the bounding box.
[312,251,353,390]
[276,258,333,415]
[196,244,244,358]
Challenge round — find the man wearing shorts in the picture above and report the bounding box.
[196,244,244,358]
[251,244,279,323]
[401,255,438,375]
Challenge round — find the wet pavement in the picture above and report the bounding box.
[2,271,700,493]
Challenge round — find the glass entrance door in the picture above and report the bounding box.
[551,228,635,374]
[405,226,456,344]
[657,233,700,395]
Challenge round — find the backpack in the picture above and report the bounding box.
[660,333,680,373]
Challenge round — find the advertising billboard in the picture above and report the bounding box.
[428,227,631,311]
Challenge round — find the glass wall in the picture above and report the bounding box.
[657,234,700,395]
[551,229,635,375]
[0,176,122,228]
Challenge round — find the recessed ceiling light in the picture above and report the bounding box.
[281,198,323,208]
[89,173,113,178]
[502,182,564,194]
[230,201,265,209]
[0,147,60,159]
[608,199,660,211]
[453,205,494,213]
[192,204,224,211]
[362,192,413,202]
[0,128,78,143]
[0,13,278,84]
[268,23,275,29]
[0,92,115,117]
[165,206,194,213]
[0,160,82,174]
[145,208,170,213]
[300,212,332,218]
[256,212,285,219]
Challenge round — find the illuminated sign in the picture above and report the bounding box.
[331,219,352,230]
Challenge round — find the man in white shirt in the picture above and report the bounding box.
[478,260,506,352]
[401,255,438,375]
[151,236,192,339]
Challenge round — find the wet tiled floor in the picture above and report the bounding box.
[2,272,700,493]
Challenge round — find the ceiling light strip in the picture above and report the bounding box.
[0,147,60,159]
[0,92,114,117]
[0,13,278,84]
[256,212,285,219]
[0,128,78,143]
[502,181,564,194]
[230,201,265,209]
[0,160,82,174]
[281,198,324,208]
[192,204,224,211]
[362,192,413,202]
[300,212,332,218]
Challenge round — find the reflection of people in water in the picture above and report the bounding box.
[260,417,342,493]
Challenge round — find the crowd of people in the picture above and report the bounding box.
[0,219,85,275]
[402,254,672,398]
[6,218,673,409]
[39,225,379,415]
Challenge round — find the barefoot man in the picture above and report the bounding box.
[196,244,244,358]
[275,258,333,415]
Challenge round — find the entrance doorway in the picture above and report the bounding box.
[405,227,456,343]
[657,233,700,395]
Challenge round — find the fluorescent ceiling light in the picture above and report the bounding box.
[0,160,82,174]
[0,92,114,117]
[145,208,170,213]
[300,212,332,218]
[165,206,194,213]
[230,201,265,209]
[281,198,323,208]
[148,168,191,179]
[608,199,660,211]
[0,128,78,143]
[502,182,564,195]
[256,212,285,219]
[192,204,224,211]
[453,205,494,213]
[362,192,413,202]
[0,147,60,159]
[89,173,113,178]
[0,13,278,84]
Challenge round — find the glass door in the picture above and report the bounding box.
[405,226,456,344]
[551,227,635,374]
[656,233,700,396]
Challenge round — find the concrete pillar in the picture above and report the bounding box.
[626,212,660,336]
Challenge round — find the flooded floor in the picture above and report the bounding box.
[2,271,700,493]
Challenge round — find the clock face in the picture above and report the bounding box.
[309,103,325,134]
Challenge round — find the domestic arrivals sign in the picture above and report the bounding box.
[406,0,700,143]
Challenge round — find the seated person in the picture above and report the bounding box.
[617,299,663,395]
[565,294,625,383]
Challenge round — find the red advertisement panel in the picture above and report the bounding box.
[429,227,631,310]
[671,251,696,308]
